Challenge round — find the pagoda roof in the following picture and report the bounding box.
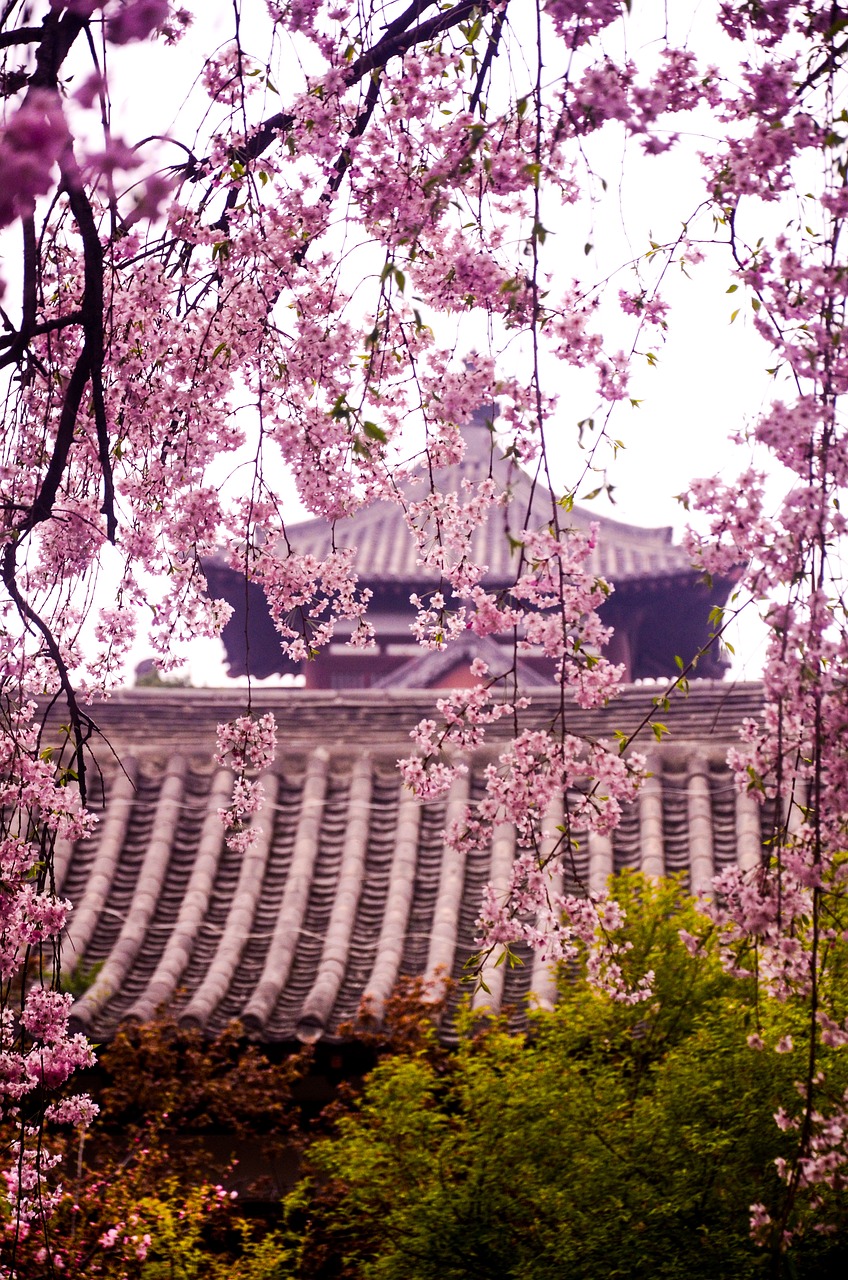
[281,408,698,588]
[57,684,767,1046]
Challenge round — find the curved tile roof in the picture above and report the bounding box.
[224,408,697,591]
[284,423,695,587]
[56,685,767,1044]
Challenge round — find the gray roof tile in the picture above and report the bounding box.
[58,684,767,1043]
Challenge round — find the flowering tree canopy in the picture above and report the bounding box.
[1,0,847,1266]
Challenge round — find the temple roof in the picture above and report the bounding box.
[280,407,698,588]
[56,684,766,1046]
[204,404,735,683]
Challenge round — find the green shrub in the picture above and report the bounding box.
[287,875,848,1280]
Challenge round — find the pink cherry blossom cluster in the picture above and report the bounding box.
[770,1099,848,1208]
[704,862,817,998]
[3,1137,65,1234]
[0,992,96,1229]
[400,685,522,801]
[0,90,69,231]
[406,479,503,592]
[98,1222,152,1259]
[93,1181,235,1271]
[250,546,373,662]
[618,290,669,328]
[544,0,623,48]
[674,0,848,1232]
[477,871,653,1003]
[48,0,171,42]
[215,713,278,850]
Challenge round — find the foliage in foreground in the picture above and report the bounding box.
[290,876,848,1280]
[5,875,848,1278]
[3,1020,310,1277]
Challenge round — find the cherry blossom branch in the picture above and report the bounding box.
[0,26,44,49]
[196,0,503,176]
[468,3,506,114]
[0,309,84,355]
[24,346,93,532]
[63,175,116,542]
[25,8,85,91]
[0,543,95,807]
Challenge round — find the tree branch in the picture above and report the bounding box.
[28,10,85,90]
[64,176,116,542]
[469,6,506,114]
[0,26,43,50]
[327,69,384,195]
[25,347,91,532]
[0,216,38,369]
[202,0,500,174]
[0,543,94,807]
[348,0,495,82]
[378,1,440,43]
[0,311,84,357]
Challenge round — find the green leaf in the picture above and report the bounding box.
[746,764,766,795]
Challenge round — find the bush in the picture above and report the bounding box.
[288,875,848,1280]
[11,877,848,1278]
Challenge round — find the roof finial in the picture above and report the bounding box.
[459,401,499,460]
[459,358,499,460]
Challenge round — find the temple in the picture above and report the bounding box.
[205,406,736,689]
[52,406,752,1049]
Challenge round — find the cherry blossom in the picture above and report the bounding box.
[0,0,847,1260]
